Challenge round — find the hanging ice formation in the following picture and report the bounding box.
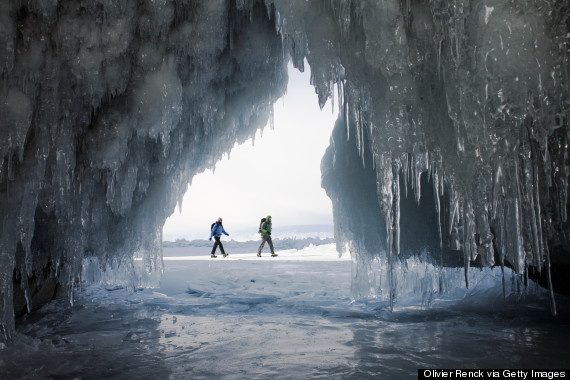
[0,0,568,341]
[308,0,568,314]
[0,0,288,342]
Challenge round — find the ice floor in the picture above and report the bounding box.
[1,244,569,379]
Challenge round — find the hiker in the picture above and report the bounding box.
[257,215,277,257]
[210,217,229,258]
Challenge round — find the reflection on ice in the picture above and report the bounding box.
[1,245,569,379]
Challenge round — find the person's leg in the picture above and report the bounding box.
[211,238,219,256]
[267,236,277,256]
[257,235,266,256]
[216,237,226,255]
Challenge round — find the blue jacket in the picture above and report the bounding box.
[210,222,229,239]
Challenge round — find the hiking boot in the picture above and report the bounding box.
[271,253,278,257]
[223,253,228,258]
[257,253,261,257]
[211,254,217,258]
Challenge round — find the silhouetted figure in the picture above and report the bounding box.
[210,217,229,258]
[257,215,277,257]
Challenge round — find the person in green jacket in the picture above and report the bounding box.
[257,215,277,257]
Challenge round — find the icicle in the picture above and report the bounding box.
[544,247,557,316]
[388,226,394,311]
[355,109,362,158]
[24,288,31,314]
[269,103,275,130]
[359,113,366,168]
[337,76,344,117]
[533,168,545,267]
[437,39,443,79]
[394,164,401,257]
[492,161,503,220]
[560,134,568,223]
[69,282,74,307]
[501,263,506,305]
[448,190,460,239]
[345,101,350,141]
[463,250,470,289]
[461,202,473,288]
[513,160,526,273]
[402,154,409,199]
[414,167,422,204]
[543,140,552,188]
[378,156,395,310]
[432,164,442,248]
[331,79,335,115]
[528,189,542,269]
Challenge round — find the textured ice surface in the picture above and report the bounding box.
[1,0,569,340]
[0,246,568,379]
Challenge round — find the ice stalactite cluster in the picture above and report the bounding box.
[0,0,287,341]
[270,0,568,312]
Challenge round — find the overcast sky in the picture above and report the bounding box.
[162,63,338,241]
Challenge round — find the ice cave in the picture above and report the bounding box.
[0,0,569,350]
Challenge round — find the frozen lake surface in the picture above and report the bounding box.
[1,244,569,379]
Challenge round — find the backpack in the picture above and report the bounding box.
[258,218,266,233]
[211,222,217,233]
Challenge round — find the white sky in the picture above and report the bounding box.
[162,63,338,241]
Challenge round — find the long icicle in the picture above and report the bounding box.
[545,246,557,316]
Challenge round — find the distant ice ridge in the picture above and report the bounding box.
[162,225,334,242]
[235,224,334,242]
[0,0,568,341]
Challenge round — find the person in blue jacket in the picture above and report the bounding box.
[210,217,229,258]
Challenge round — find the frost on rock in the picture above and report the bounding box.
[0,0,287,341]
[0,0,568,341]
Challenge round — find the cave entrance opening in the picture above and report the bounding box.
[162,62,339,247]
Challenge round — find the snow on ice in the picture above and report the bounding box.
[1,244,569,378]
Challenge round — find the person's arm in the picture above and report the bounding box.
[222,226,229,236]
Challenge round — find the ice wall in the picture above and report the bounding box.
[268,0,568,310]
[322,110,468,301]
[0,0,287,341]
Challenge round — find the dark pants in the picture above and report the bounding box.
[211,237,226,255]
[257,235,275,255]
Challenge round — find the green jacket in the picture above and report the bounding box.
[261,216,272,237]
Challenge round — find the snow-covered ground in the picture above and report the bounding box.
[1,244,569,379]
